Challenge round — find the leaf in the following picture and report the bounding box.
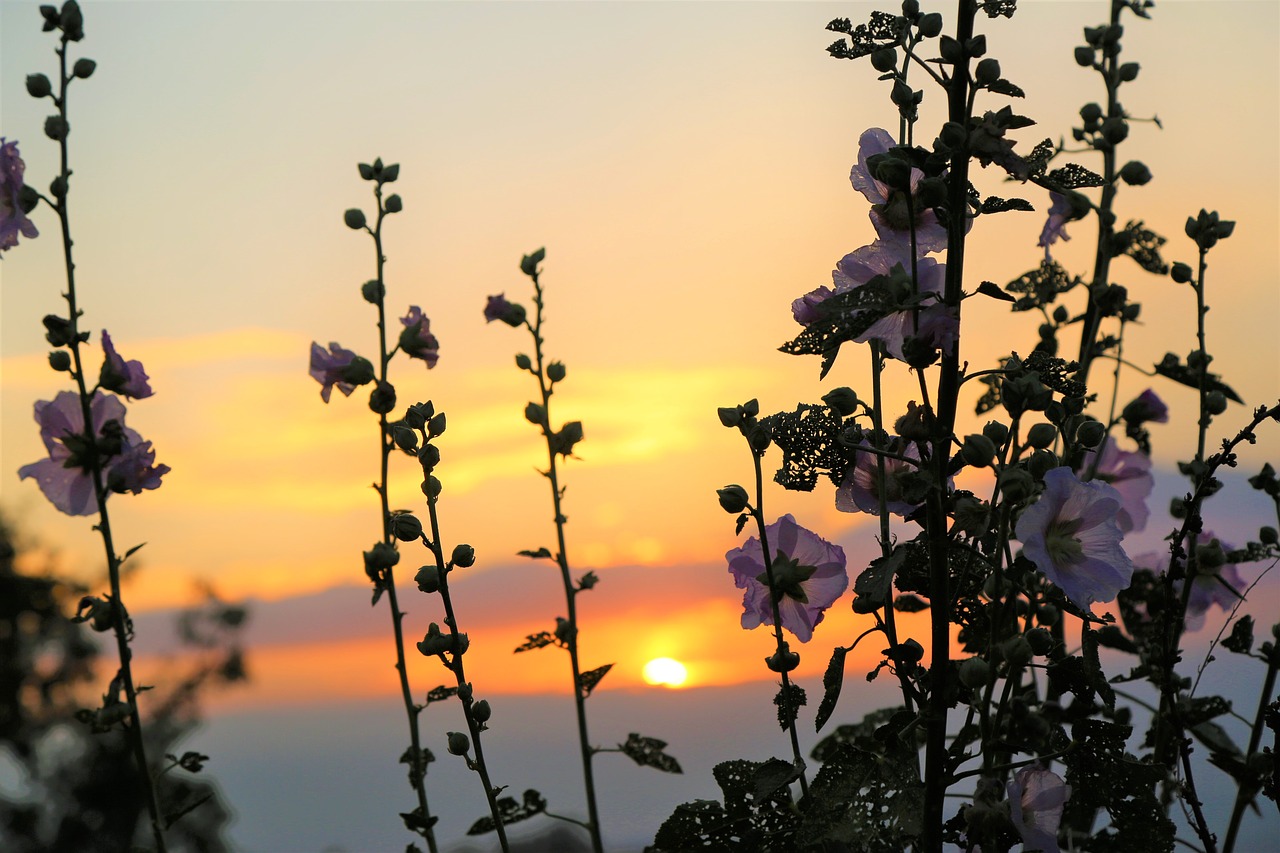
[466,789,547,835]
[121,542,147,561]
[763,403,850,492]
[1004,260,1082,311]
[753,757,802,802]
[778,282,896,380]
[1047,162,1105,189]
[1191,720,1242,759]
[892,594,928,612]
[775,683,807,730]
[425,685,458,705]
[577,663,613,697]
[815,647,848,732]
[1110,219,1168,275]
[517,547,553,559]
[513,631,561,654]
[1223,615,1254,654]
[975,280,1016,302]
[852,549,905,614]
[400,809,438,834]
[735,512,749,535]
[987,77,1025,98]
[619,733,683,774]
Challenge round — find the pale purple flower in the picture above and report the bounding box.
[1134,533,1245,631]
[1038,192,1071,261]
[837,438,925,518]
[726,514,847,643]
[98,331,154,400]
[1007,766,1070,853]
[309,341,358,403]
[1122,389,1169,427]
[1016,467,1135,610]
[1077,436,1153,533]
[1,138,38,252]
[17,390,169,516]
[850,128,948,256]
[398,306,440,368]
[839,245,955,361]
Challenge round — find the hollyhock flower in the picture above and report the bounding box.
[398,306,440,368]
[791,285,833,326]
[309,341,361,403]
[850,128,948,256]
[837,438,928,518]
[1,138,38,252]
[1077,436,1153,533]
[484,293,526,327]
[1007,766,1070,853]
[1016,467,1135,610]
[1121,389,1169,427]
[726,514,847,643]
[98,331,154,400]
[1038,192,1071,261]
[821,242,956,361]
[17,390,168,516]
[1134,533,1245,631]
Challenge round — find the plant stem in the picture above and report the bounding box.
[51,39,166,852]
[1222,655,1279,853]
[526,271,605,853]
[369,191,438,853]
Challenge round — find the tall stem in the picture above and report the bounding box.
[52,40,166,852]
[370,194,438,853]
[527,272,605,853]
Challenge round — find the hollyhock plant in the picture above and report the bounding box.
[850,127,948,256]
[484,293,526,327]
[17,390,169,516]
[398,306,440,368]
[1015,467,1135,611]
[1077,436,1154,533]
[1007,766,1070,853]
[1037,191,1072,261]
[98,330,154,399]
[727,513,848,643]
[836,438,927,518]
[0,137,38,251]
[309,341,367,403]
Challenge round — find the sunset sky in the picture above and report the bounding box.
[2,1,1278,848]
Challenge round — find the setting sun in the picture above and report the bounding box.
[642,657,688,688]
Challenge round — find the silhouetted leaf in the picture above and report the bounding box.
[513,631,562,654]
[975,280,1017,302]
[620,733,683,774]
[425,685,458,704]
[466,789,546,835]
[775,683,807,730]
[1154,353,1242,403]
[815,647,848,732]
[1047,162,1105,189]
[517,547,552,559]
[578,664,612,697]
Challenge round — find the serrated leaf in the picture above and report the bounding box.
[1223,615,1254,654]
[979,196,1035,215]
[466,789,546,835]
[1153,354,1243,403]
[987,77,1025,98]
[853,549,905,614]
[514,631,561,654]
[425,685,458,704]
[775,683,806,730]
[619,733,683,773]
[517,547,553,559]
[975,280,1017,302]
[1047,162,1105,189]
[815,647,848,732]
[578,663,612,697]
[753,757,802,802]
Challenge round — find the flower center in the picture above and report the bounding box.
[1045,517,1085,565]
[877,189,919,231]
[757,554,817,604]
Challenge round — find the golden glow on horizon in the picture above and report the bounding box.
[642,657,689,688]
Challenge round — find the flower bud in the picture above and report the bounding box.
[1079,102,1103,124]
[1074,45,1094,67]
[451,544,476,568]
[895,638,925,665]
[427,412,447,438]
[384,194,403,213]
[1169,496,1187,518]
[520,247,545,277]
[390,513,422,542]
[1170,262,1193,284]
[1117,61,1139,82]
[414,565,441,594]
[917,12,942,37]
[1026,627,1054,656]
[960,434,997,468]
[747,423,772,452]
[1194,539,1226,570]
[368,380,396,414]
[422,476,443,500]
[822,387,859,417]
[717,485,749,514]
[524,402,545,425]
[417,443,441,472]
[515,353,533,371]
[999,467,1035,503]
[870,47,897,72]
[44,115,69,141]
[1075,420,1106,449]
[471,699,492,723]
[975,58,1001,86]
[340,356,376,386]
[49,175,67,199]
[547,361,567,383]
[1001,636,1034,667]
[1026,423,1057,450]
[1118,160,1151,186]
[343,208,367,229]
[1028,449,1059,480]
[26,73,52,98]
[48,350,72,371]
[1260,526,1278,546]
[982,420,1009,448]
[363,541,400,573]
[1205,391,1227,415]
[1101,117,1129,144]
[72,58,96,79]
[361,280,384,303]
[957,657,991,689]
[446,731,471,756]
[765,645,800,673]
[417,622,451,657]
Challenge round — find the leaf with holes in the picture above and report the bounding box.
[578,664,613,697]
[513,631,562,654]
[466,789,547,835]
[620,733,683,774]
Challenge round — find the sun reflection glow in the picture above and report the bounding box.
[642,657,688,688]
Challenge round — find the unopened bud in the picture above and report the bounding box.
[1075,420,1106,449]
[471,700,491,723]
[26,73,52,98]
[414,565,440,594]
[717,485,749,514]
[447,731,470,756]
[1026,423,1058,449]
[957,657,991,688]
[451,544,476,568]
[48,350,72,371]
[343,208,367,230]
